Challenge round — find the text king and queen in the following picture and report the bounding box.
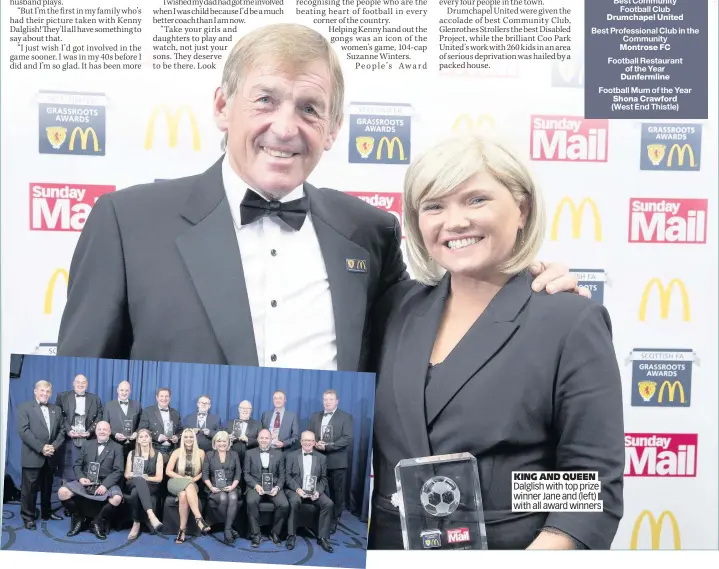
[52,22,616,552]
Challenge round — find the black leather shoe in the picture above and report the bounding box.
[317,537,334,553]
[63,508,71,517]
[43,513,64,521]
[24,521,36,530]
[286,535,296,550]
[223,530,235,546]
[270,532,282,545]
[251,535,261,548]
[89,520,107,540]
[67,516,83,537]
[330,522,338,535]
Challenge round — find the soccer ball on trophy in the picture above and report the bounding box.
[419,476,460,517]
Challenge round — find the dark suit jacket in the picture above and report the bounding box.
[138,405,182,452]
[225,417,261,451]
[370,270,624,550]
[103,399,142,442]
[17,400,65,468]
[308,409,354,470]
[73,438,124,488]
[261,409,299,449]
[202,449,242,487]
[56,155,407,372]
[284,449,328,496]
[55,390,102,438]
[243,447,285,492]
[183,412,222,452]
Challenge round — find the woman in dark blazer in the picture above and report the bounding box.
[368,133,624,550]
[202,431,242,545]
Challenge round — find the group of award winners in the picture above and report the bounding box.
[16,376,353,553]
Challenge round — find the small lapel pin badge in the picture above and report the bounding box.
[346,258,368,273]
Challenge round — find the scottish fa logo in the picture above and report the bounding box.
[38,91,106,156]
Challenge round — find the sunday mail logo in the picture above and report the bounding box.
[625,433,697,477]
[629,198,707,244]
[346,191,403,236]
[530,115,608,162]
[30,183,115,231]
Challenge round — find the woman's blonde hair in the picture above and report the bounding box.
[212,430,230,450]
[403,132,546,285]
[177,428,202,475]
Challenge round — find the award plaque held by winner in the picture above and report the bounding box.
[394,452,488,550]
[261,473,274,493]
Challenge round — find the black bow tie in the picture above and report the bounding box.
[260,450,269,454]
[324,412,333,417]
[120,401,128,405]
[75,394,85,398]
[303,452,312,456]
[240,189,309,231]
[39,402,48,407]
[159,408,169,412]
[198,413,206,417]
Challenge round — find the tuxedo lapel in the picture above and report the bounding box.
[35,402,50,434]
[176,157,258,367]
[424,271,532,425]
[66,392,76,422]
[305,184,368,372]
[392,279,449,458]
[298,454,304,480]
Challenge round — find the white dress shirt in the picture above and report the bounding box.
[260,450,270,469]
[321,410,334,436]
[222,156,338,371]
[75,393,86,416]
[302,452,313,491]
[38,401,51,432]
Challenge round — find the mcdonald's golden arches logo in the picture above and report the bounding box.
[68,127,100,152]
[658,380,685,403]
[630,510,680,549]
[44,268,68,314]
[638,278,690,321]
[550,197,602,241]
[376,136,406,161]
[667,143,695,168]
[346,258,368,273]
[145,104,200,151]
[451,114,495,132]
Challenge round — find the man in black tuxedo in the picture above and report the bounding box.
[309,389,353,534]
[183,394,222,452]
[16,380,66,529]
[226,400,261,468]
[55,23,579,371]
[57,421,124,539]
[55,374,103,482]
[138,386,182,461]
[102,380,141,459]
[243,429,289,547]
[261,390,299,453]
[284,431,334,553]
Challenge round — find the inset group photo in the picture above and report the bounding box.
[2,354,374,568]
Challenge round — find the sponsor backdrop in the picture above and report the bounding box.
[2,6,718,554]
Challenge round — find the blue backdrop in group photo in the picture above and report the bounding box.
[6,354,376,521]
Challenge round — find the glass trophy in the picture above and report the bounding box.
[123,419,133,437]
[261,473,273,493]
[322,425,334,444]
[73,415,86,435]
[133,456,145,476]
[232,419,243,438]
[87,461,101,492]
[215,469,228,489]
[303,475,317,494]
[163,420,174,445]
[394,452,488,550]
[271,428,279,444]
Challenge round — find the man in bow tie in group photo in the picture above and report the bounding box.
[55,23,580,371]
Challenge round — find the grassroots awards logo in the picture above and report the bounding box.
[550,197,602,241]
[625,433,697,477]
[551,56,583,87]
[144,104,200,151]
[629,198,707,244]
[640,123,701,171]
[345,192,403,236]
[630,348,693,407]
[29,183,115,231]
[451,113,495,133]
[38,90,106,156]
[530,115,608,162]
[348,102,411,165]
[44,268,68,315]
[638,278,690,321]
[570,269,606,304]
[630,510,681,549]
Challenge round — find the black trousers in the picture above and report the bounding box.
[286,490,333,539]
[20,462,54,522]
[245,488,288,537]
[327,468,346,521]
[126,478,160,521]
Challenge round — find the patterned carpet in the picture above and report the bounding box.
[1,501,367,568]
